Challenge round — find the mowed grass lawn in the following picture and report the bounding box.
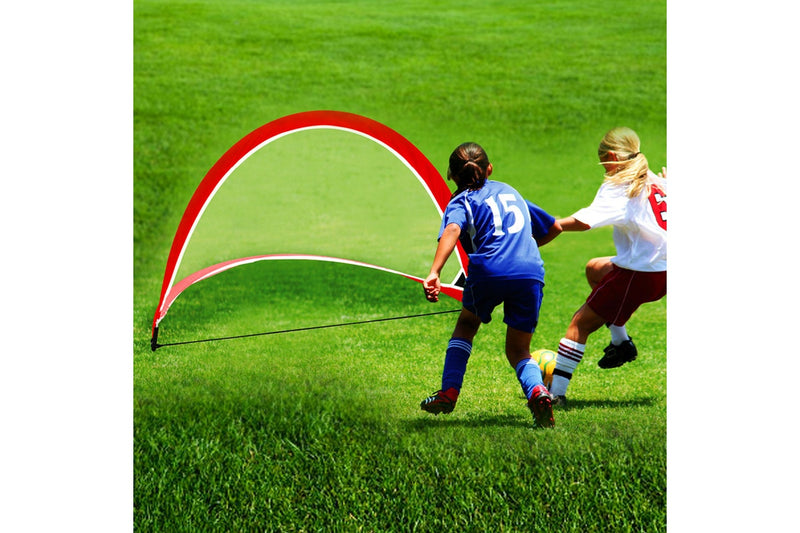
[134,0,668,531]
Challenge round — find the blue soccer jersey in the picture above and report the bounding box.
[438,180,554,282]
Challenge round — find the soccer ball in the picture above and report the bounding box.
[531,349,557,389]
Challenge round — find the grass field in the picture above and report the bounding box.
[133,0,668,530]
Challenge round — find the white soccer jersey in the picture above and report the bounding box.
[572,170,667,272]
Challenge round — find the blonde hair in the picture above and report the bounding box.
[598,127,650,198]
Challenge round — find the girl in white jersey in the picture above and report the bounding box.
[549,127,667,406]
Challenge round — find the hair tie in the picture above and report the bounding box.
[628,152,640,160]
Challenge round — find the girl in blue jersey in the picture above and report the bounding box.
[420,142,561,428]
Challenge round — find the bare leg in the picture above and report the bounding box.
[566,302,607,344]
[585,256,614,289]
[452,308,481,341]
[504,326,533,369]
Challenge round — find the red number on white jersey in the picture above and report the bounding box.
[648,185,667,230]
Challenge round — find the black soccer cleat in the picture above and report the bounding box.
[420,388,458,415]
[597,337,638,369]
[552,395,568,409]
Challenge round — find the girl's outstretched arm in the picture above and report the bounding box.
[556,216,591,232]
[535,219,562,247]
[424,223,461,302]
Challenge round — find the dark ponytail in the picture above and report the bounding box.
[447,142,490,194]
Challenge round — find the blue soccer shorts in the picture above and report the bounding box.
[461,277,544,333]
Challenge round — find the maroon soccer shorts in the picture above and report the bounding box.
[586,265,666,326]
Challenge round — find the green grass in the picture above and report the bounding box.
[137,263,665,531]
[135,0,666,530]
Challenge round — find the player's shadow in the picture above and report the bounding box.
[404,413,533,431]
[558,396,660,410]
[404,396,661,430]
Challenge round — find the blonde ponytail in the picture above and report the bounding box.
[598,127,651,198]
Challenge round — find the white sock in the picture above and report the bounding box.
[549,375,570,397]
[608,324,629,345]
[550,338,585,396]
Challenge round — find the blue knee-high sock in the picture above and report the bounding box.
[441,338,472,392]
[515,357,544,400]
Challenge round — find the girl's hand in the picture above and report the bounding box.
[658,167,667,178]
[423,273,441,302]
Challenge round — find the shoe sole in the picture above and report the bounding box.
[421,404,454,415]
[597,355,636,369]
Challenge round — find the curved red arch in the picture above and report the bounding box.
[152,111,467,338]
